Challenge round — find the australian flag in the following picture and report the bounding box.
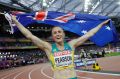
[5,11,118,46]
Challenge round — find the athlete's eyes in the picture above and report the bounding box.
[58,31,61,33]
[53,31,57,34]
[53,31,61,34]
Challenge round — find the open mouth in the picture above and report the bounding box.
[56,37,61,39]
[56,36,62,40]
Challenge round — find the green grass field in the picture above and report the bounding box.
[105,52,120,57]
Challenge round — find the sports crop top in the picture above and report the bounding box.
[49,42,74,71]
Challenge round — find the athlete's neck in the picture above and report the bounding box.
[56,42,64,51]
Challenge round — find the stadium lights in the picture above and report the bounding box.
[84,0,91,12]
[0,56,3,58]
[117,1,120,5]
[8,52,10,54]
[4,56,6,58]
[10,55,12,57]
[42,0,48,7]
[13,55,15,57]
[89,0,102,14]
[42,0,55,9]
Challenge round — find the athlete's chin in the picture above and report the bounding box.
[55,39,63,43]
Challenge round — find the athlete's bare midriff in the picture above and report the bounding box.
[53,68,77,79]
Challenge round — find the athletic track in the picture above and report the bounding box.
[0,56,120,79]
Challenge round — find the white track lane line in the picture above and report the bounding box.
[13,67,31,79]
[28,67,42,79]
[77,76,93,79]
[0,68,24,78]
[41,65,93,79]
[76,70,120,76]
[41,66,54,79]
[1,66,36,79]
[13,71,25,79]
[0,70,15,77]
[1,71,22,79]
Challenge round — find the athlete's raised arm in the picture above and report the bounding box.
[69,19,110,49]
[11,15,51,52]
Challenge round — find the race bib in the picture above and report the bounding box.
[54,50,73,67]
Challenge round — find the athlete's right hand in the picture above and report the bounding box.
[11,15,17,22]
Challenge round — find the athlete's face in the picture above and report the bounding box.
[52,27,65,43]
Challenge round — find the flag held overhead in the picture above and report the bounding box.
[5,11,118,46]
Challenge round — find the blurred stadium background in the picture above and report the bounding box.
[0,0,120,71]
